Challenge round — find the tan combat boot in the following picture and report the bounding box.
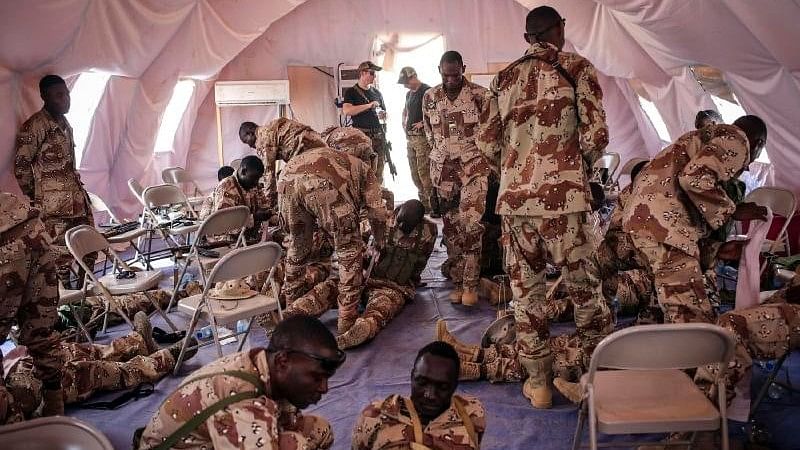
[553,377,582,404]
[336,318,375,350]
[133,311,159,354]
[461,289,479,306]
[521,355,554,409]
[435,319,481,362]
[449,288,463,304]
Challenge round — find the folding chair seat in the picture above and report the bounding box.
[165,205,250,311]
[65,225,177,341]
[0,416,114,450]
[174,242,283,374]
[572,323,735,450]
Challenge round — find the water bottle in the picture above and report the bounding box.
[236,320,249,334]
[195,325,213,341]
[611,297,621,326]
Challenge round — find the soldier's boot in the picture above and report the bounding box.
[449,288,463,304]
[522,355,554,409]
[336,318,376,350]
[553,377,582,404]
[461,289,479,306]
[133,311,159,354]
[169,337,199,361]
[435,319,480,362]
[41,388,64,417]
[460,361,482,381]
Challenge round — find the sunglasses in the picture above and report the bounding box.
[363,70,376,76]
[271,347,347,372]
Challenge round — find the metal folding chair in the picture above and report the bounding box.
[572,323,735,450]
[87,191,148,271]
[174,242,283,374]
[165,205,250,311]
[610,157,649,193]
[744,187,796,258]
[162,166,205,208]
[65,225,177,340]
[591,152,621,190]
[0,416,114,450]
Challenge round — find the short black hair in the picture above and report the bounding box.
[217,166,234,181]
[267,315,337,354]
[733,114,767,142]
[39,74,66,96]
[440,51,464,67]
[239,121,257,135]
[630,160,648,181]
[526,6,562,35]
[240,155,265,174]
[696,109,722,123]
[413,341,460,381]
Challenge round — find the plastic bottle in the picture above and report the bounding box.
[195,325,213,341]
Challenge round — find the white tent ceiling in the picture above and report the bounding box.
[1,0,798,218]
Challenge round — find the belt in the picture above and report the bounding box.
[356,127,384,136]
[406,130,425,136]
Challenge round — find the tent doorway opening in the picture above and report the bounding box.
[375,33,444,203]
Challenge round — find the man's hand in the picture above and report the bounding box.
[371,100,381,108]
[733,202,768,221]
[717,239,748,262]
[412,122,424,131]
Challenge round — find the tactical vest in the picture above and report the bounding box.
[371,224,426,285]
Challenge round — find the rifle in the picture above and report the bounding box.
[383,134,398,180]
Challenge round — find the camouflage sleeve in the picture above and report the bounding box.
[14,119,44,200]
[211,182,240,213]
[207,398,282,450]
[362,166,388,245]
[465,396,486,445]
[476,78,502,173]
[256,144,279,208]
[677,133,748,230]
[351,402,382,450]
[575,61,608,167]
[422,91,435,149]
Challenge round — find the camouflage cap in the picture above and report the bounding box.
[397,66,417,84]
[357,61,382,72]
[321,126,375,163]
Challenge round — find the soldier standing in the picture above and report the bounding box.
[0,192,65,422]
[15,75,95,288]
[423,51,492,306]
[398,67,436,215]
[477,6,612,408]
[343,61,390,183]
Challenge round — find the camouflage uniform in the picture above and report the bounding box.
[286,210,437,349]
[254,117,328,207]
[695,278,800,403]
[278,147,387,333]
[407,133,434,211]
[423,80,492,293]
[477,42,612,388]
[622,125,751,324]
[352,394,485,450]
[139,348,333,450]
[15,108,95,285]
[0,192,63,424]
[200,175,271,241]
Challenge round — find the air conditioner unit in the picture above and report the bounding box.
[215,80,290,106]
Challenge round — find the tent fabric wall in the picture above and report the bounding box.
[1,0,799,218]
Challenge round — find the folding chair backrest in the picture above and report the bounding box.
[593,152,621,177]
[142,184,191,210]
[162,166,180,184]
[87,192,121,223]
[198,205,250,239]
[230,158,242,170]
[0,416,114,450]
[65,225,110,260]
[128,178,145,204]
[745,187,796,222]
[587,324,735,377]
[206,242,282,284]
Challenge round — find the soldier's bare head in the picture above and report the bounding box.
[695,109,723,129]
[39,75,70,116]
[411,341,459,424]
[439,51,465,96]
[217,165,234,181]
[396,199,425,234]
[525,6,566,51]
[733,115,767,164]
[237,155,264,190]
[266,316,344,409]
[239,121,258,148]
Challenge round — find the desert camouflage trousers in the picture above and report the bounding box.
[695,300,800,404]
[280,183,365,331]
[406,133,433,211]
[502,213,612,387]
[280,414,334,450]
[0,219,62,424]
[632,238,716,325]
[435,157,489,291]
[43,214,95,287]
